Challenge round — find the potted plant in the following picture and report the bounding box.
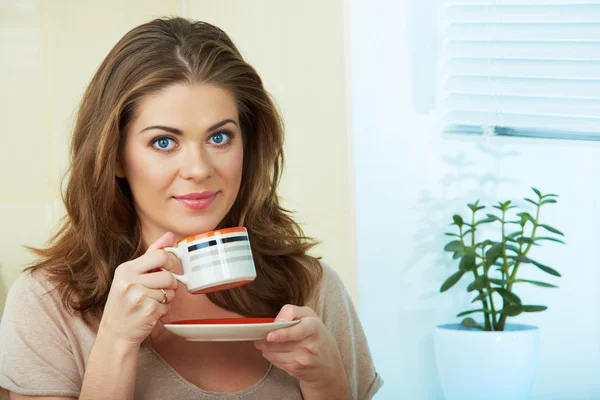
[434,188,564,400]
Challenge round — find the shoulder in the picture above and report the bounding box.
[305,260,353,317]
[2,269,70,324]
[317,260,345,293]
[7,269,62,304]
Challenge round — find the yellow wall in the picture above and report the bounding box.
[0,0,356,312]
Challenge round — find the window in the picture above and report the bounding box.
[439,1,600,141]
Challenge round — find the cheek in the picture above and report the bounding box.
[228,149,244,186]
[123,148,175,194]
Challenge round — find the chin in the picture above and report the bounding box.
[169,220,221,239]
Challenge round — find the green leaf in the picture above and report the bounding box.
[453,215,464,226]
[463,228,475,236]
[471,292,489,303]
[506,231,523,239]
[484,243,504,268]
[513,279,559,288]
[444,232,461,238]
[505,244,521,253]
[485,214,501,222]
[452,252,462,259]
[524,198,539,207]
[542,193,559,198]
[456,309,491,317]
[517,212,536,224]
[440,271,465,292]
[467,275,488,292]
[476,217,497,225]
[517,237,535,245]
[534,236,565,244]
[499,305,523,317]
[538,224,564,236]
[461,317,486,330]
[523,305,548,312]
[532,187,542,198]
[467,201,485,212]
[496,288,522,305]
[489,278,507,286]
[541,199,557,205]
[531,260,562,277]
[459,254,477,272]
[509,255,531,264]
[444,240,463,252]
[478,239,494,248]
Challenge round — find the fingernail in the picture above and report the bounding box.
[268,332,280,342]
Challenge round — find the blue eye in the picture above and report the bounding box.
[209,132,230,146]
[151,137,176,151]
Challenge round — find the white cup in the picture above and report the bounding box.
[163,227,256,294]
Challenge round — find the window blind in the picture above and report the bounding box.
[439,1,600,141]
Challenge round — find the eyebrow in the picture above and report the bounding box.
[138,119,238,135]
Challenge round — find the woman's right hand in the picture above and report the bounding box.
[98,232,180,347]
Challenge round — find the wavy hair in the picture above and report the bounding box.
[27,17,322,322]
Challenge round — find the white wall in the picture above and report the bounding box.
[350,0,600,399]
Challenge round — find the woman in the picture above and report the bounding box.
[0,17,382,399]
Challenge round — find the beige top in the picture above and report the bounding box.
[0,262,382,399]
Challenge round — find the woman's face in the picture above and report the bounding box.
[119,83,244,244]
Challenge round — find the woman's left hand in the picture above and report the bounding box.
[254,305,351,398]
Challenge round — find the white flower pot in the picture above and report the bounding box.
[434,323,540,400]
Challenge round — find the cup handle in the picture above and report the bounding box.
[163,247,189,287]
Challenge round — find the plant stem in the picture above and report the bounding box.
[467,212,491,330]
[497,202,542,329]
[501,209,507,284]
[479,242,496,330]
[495,208,508,330]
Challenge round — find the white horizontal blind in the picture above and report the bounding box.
[439,0,600,141]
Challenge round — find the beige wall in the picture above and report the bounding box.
[0,0,356,313]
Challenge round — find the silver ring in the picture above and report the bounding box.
[160,288,167,304]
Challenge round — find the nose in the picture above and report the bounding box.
[179,145,212,182]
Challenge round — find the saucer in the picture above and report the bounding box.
[163,318,300,342]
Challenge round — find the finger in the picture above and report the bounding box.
[255,340,298,353]
[142,296,171,320]
[138,269,178,290]
[260,350,298,367]
[147,288,176,305]
[274,305,318,322]
[161,251,181,272]
[131,251,174,274]
[267,317,318,343]
[146,232,176,254]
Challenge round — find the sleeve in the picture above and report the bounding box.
[309,262,383,400]
[0,272,81,398]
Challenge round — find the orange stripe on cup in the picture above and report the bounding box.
[178,227,247,244]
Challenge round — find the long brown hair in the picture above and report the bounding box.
[27,17,322,322]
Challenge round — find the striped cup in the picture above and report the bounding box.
[163,227,256,294]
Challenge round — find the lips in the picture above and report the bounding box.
[173,191,219,210]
